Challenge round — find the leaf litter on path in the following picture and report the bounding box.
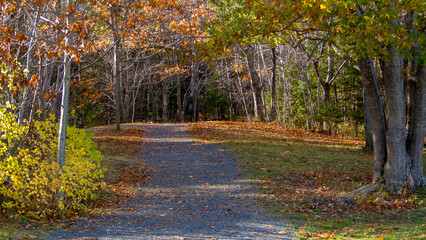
[48,123,296,239]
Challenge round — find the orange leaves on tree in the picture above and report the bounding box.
[44,90,57,100]
[29,75,39,87]
[67,5,76,14]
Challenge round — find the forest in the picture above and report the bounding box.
[0,0,424,221]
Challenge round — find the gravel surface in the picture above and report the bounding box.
[47,124,296,239]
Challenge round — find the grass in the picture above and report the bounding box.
[189,121,426,240]
[0,226,42,239]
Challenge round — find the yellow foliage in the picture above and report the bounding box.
[0,106,105,219]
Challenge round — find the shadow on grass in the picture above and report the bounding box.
[189,121,426,240]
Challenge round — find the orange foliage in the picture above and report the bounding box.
[190,121,363,148]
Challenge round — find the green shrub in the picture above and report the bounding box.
[0,104,105,219]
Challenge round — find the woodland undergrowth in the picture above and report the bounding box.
[0,104,105,220]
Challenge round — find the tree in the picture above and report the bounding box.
[209,0,425,190]
[57,0,75,169]
[327,0,425,190]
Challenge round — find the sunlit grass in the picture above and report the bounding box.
[189,121,426,240]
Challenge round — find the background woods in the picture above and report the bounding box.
[0,0,424,219]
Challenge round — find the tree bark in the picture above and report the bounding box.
[57,0,74,170]
[269,47,277,121]
[191,62,200,122]
[358,57,387,184]
[162,79,169,122]
[113,37,123,130]
[380,47,410,190]
[407,63,426,188]
[176,76,182,122]
[363,88,374,152]
[245,44,264,120]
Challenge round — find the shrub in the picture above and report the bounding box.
[0,104,105,219]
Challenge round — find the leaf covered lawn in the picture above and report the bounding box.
[189,121,426,240]
[90,124,148,209]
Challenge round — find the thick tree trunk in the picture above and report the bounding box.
[406,14,426,187]
[407,63,426,188]
[246,44,264,120]
[380,47,410,190]
[358,57,387,183]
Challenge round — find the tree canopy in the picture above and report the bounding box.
[0,0,424,195]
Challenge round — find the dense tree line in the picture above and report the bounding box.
[0,0,424,193]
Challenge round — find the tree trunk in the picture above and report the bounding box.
[379,47,410,190]
[57,0,74,170]
[363,88,374,152]
[113,37,123,130]
[176,76,182,122]
[407,63,426,188]
[269,47,277,121]
[246,44,264,120]
[358,57,387,184]
[162,79,169,122]
[191,62,200,122]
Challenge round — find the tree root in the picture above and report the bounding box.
[308,183,382,205]
[345,183,381,197]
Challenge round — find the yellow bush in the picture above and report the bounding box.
[0,106,105,219]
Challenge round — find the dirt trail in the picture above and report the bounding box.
[48,124,295,239]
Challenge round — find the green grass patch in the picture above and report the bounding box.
[189,121,426,239]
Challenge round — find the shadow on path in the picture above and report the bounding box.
[48,124,295,239]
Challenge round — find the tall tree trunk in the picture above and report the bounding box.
[191,62,200,122]
[232,52,251,121]
[246,44,264,120]
[269,47,277,121]
[257,45,268,120]
[39,63,54,120]
[407,63,426,188]
[113,37,123,130]
[162,79,169,122]
[18,7,41,125]
[176,76,182,122]
[279,45,288,125]
[358,57,387,183]
[363,88,374,152]
[380,47,410,190]
[57,0,74,170]
[405,11,426,187]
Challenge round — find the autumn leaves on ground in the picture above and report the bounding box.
[4,122,423,239]
[91,124,148,207]
[189,122,425,239]
[89,121,424,239]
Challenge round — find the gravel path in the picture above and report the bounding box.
[48,124,295,239]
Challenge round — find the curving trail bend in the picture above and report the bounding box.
[48,123,295,240]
